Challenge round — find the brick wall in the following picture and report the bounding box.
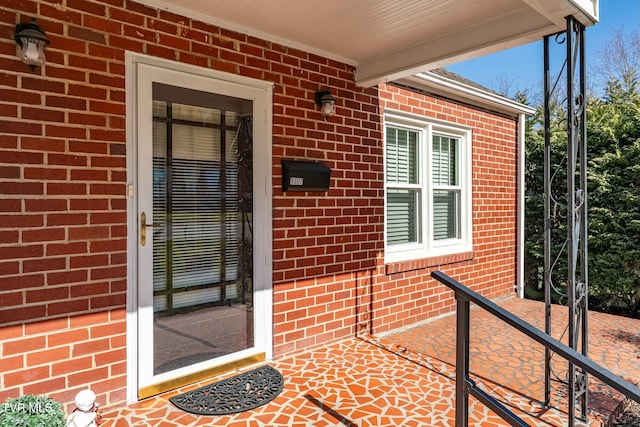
[272,83,518,355]
[367,84,518,335]
[0,309,126,407]
[0,0,517,409]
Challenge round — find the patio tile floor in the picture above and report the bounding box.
[100,298,640,426]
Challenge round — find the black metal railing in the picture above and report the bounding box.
[431,270,640,427]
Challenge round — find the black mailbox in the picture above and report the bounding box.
[281,159,331,192]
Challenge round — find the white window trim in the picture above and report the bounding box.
[384,111,473,264]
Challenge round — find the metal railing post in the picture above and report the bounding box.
[432,270,640,427]
[455,294,470,427]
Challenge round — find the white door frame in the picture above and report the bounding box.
[125,52,273,402]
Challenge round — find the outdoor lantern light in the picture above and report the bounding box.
[15,19,50,70]
[315,90,336,120]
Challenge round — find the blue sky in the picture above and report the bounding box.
[446,0,640,92]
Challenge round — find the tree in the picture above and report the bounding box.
[591,28,640,96]
[522,31,640,317]
[523,99,545,299]
[522,91,574,303]
[586,70,640,315]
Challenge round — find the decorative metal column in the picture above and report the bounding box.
[543,15,588,426]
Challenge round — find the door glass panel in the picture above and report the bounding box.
[151,83,254,375]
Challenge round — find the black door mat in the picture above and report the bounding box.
[169,365,284,415]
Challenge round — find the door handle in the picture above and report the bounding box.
[140,211,153,246]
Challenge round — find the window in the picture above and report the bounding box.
[384,112,472,263]
[151,94,250,313]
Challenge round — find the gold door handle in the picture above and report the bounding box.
[140,212,153,246]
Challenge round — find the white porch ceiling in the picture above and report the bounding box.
[135,0,598,87]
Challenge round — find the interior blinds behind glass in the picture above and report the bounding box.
[432,135,459,240]
[152,101,240,312]
[386,128,418,245]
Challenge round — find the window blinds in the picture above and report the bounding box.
[386,128,419,245]
[386,129,462,246]
[152,101,240,312]
[432,135,460,240]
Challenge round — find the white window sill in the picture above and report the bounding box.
[385,250,475,275]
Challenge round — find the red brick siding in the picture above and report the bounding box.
[0,309,126,410]
[0,0,517,408]
[360,84,518,336]
[274,84,518,355]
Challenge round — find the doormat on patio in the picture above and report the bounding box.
[169,365,284,415]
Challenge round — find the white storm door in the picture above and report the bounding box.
[134,60,272,395]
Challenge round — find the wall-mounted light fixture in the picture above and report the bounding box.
[15,19,50,70]
[314,90,336,121]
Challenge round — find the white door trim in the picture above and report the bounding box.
[125,52,273,401]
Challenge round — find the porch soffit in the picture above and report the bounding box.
[133,0,598,87]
